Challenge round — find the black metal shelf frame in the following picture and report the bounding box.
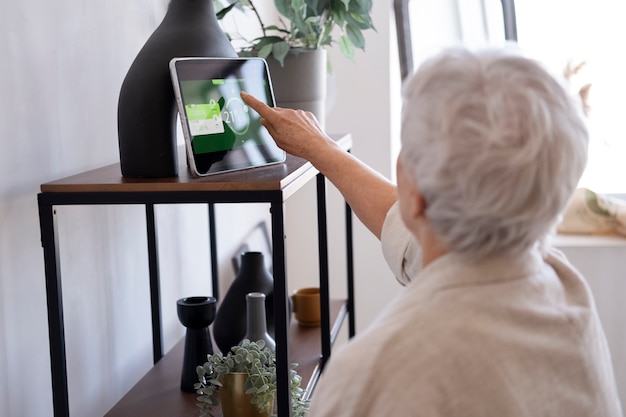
[38,173,355,417]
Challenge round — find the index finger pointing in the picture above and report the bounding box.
[241,91,274,118]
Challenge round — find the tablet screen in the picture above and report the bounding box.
[170,58,285,176]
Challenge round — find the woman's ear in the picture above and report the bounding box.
[406,181,426,220]
[396,155,426,224]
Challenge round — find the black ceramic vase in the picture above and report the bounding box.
[117,0,237,178]
[177,296,217,392]
[213,252,280,354]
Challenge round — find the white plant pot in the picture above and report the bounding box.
[266,48,328,128]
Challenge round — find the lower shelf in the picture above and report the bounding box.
[104,299,347,417]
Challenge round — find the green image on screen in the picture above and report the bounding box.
[181,79,255,155]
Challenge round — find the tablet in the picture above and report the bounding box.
[169,57,285,177]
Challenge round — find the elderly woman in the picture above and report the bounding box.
[241,47,622,416]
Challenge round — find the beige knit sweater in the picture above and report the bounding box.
[307,202,623,417]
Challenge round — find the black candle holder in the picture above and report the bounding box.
[177,296,217,392]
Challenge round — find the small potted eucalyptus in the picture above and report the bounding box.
[195,339,310,417]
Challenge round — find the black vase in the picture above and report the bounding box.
[117,0,237,178]
[213,252,280,354]
[177,296,217,392]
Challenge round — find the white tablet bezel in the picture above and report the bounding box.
[169,57,285,177]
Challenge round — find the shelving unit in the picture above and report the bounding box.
[38,134,355,417]
[104,300,347,417]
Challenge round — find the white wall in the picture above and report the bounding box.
[555,235,626,410]
[0,1,269,416]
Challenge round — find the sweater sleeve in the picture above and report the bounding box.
[380,201,422,285]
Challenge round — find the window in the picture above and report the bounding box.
[516,0,626,193]
[396,0,626,193]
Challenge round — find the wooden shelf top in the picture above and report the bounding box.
[41,134,351,194]
[105,299,347,417]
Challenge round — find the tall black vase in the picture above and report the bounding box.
[117,0,237,178]
[213,252,278,354]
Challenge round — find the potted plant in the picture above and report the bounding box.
[213,0,376,125]
[195,339,310,417]
[214,0,375,65]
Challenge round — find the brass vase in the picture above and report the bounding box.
[220,373,270,417]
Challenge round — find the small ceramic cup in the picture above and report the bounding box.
[291,287,321,327]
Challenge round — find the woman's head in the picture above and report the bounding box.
[399,47,588,259]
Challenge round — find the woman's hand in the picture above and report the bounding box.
[241,91,397,239]
[241,91,333,163]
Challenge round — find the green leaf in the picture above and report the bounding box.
[258,43,273,58]
[338,34,355,60]
[306,0,319,14]
[272,41,291,66]
[332,4,347,26]
[215,2,238,20]
[208,378,222,387]
[292,0,306,19]
[316,0,333,15]
[346,22,366,50]
[353,0,373,13]
[274,0,291,17]
[347,11,375,30]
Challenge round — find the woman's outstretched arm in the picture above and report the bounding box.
[241,91,397,239]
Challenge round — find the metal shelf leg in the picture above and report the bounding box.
[38,200,70,417]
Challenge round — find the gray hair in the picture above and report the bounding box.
[400,47,588,259]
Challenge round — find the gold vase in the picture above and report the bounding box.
[220,373,270,417]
